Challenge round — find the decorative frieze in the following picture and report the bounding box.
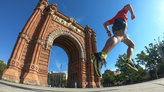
[38,69,48,74]
[52,15,84,37]
[29,64,39,72]
[9,59,20,69]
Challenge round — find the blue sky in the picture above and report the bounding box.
[0,0,164,74]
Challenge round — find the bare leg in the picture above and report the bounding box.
[102,36,119,54]
[122,37,135,59]
[123,37,138,71]
[102,30,125,54]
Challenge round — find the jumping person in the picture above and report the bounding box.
[93,4,138,77]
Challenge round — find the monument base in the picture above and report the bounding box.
[23,72,40,85]
[2,68,20,83]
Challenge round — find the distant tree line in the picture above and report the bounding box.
[101,37,164,87]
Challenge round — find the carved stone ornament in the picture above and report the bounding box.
[37,39,44,45]
[69,17,76,23]
[46,30,86,61]
[9,59,20,68]
[20,32,30,43]
[36,0,49,10]
[30,64,39,72]
[52,15,84,37]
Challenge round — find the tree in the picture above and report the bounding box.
[156,36,164,63]
[115,54,132,83]
[103,73,115,86]
[156,36,164,77]
[157,62,164,77]
[100,78,104,84]
[145,43,161,79]
[0,60,7,78]
[115,54,147,84]
[136,43,162,79]
[136,51,148,66]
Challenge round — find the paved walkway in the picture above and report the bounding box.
[0,78,164,92]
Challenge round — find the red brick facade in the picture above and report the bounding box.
[2,0,101,88]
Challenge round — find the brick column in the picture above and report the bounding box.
[23,4,57,85]
[2,0,49,83]
[91,31,102,87]
[85,25,96,88]
[79,58,86,88]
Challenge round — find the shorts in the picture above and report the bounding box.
[112,18,127,33]
[112,18,128,42]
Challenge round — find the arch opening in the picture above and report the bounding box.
[47,30,85,88]
[48,46,68,87]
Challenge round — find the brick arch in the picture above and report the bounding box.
[46,30,86,62]
[45,30,86,87]
[2,0,101,88]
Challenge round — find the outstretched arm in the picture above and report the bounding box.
[124,4,135,20]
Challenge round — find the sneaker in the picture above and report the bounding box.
[92,52,106,77]
[125,59,138,72]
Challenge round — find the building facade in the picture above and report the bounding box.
[48,71,68,87]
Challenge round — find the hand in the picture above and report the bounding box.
[131,14,135,20]
[107,31,112,37]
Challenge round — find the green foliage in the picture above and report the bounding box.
[101,36,164,86]
[0,60,7,77]
[157,62,164,76]
[115,54,127,73]
[136,51,148,66]
[136,42,163,79]
[115,54,147,84]
[100,78,104,84]
[101,53,148,86]
[114,74,124,83]
[144,43,161,71]
[103,73,115,84]
[131,67,148,82]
